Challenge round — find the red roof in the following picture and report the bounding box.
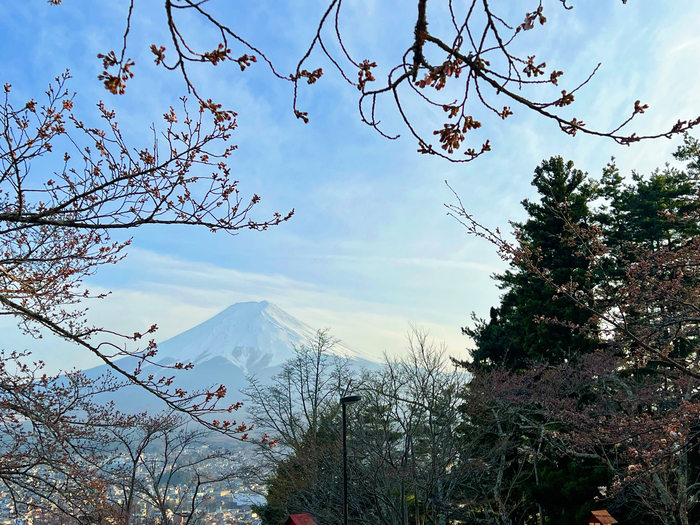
[284,514,318,525]
[589,510,618,524]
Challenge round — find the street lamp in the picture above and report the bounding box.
[341,395,362,525]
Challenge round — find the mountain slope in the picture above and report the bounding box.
[152,300,371,374]
[85,301,378,413]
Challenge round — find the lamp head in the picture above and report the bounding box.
[340,395,362,405]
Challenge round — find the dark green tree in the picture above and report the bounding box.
[598,157,700,254]
[532,461,611,525]
[455,135,700,525]
[595,135,700,371]
[465,157,599,371]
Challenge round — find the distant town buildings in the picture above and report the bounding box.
[0,445,264,525]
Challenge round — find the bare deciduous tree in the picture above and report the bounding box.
[105,412,240,525]
[73,1,700,162]
[0,69,287,519]
[1,73,292,431]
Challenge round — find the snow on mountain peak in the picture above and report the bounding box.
[153,301,372,374]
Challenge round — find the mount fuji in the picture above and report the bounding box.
[85,301,379,413]
[152,301,372,374]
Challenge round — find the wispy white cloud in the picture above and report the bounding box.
[74,248,475,370]
[2,1,700,376]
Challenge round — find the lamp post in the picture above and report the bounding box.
[340,395,362,525]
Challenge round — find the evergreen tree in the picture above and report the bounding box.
[465,156,599,370]
[598,156,700,253]
[459,135,700,525]
[596,136,700,371]
[532,461,611,525]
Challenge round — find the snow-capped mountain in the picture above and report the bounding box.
[85,301,378,413]
[152,300,371,374]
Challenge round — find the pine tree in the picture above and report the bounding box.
[465,156,599,370]
[598,156,700,254]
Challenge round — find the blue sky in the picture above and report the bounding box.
[2,1,700,372]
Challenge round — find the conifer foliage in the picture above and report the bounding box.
[465,157,599,370]
[450,134,700,525]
